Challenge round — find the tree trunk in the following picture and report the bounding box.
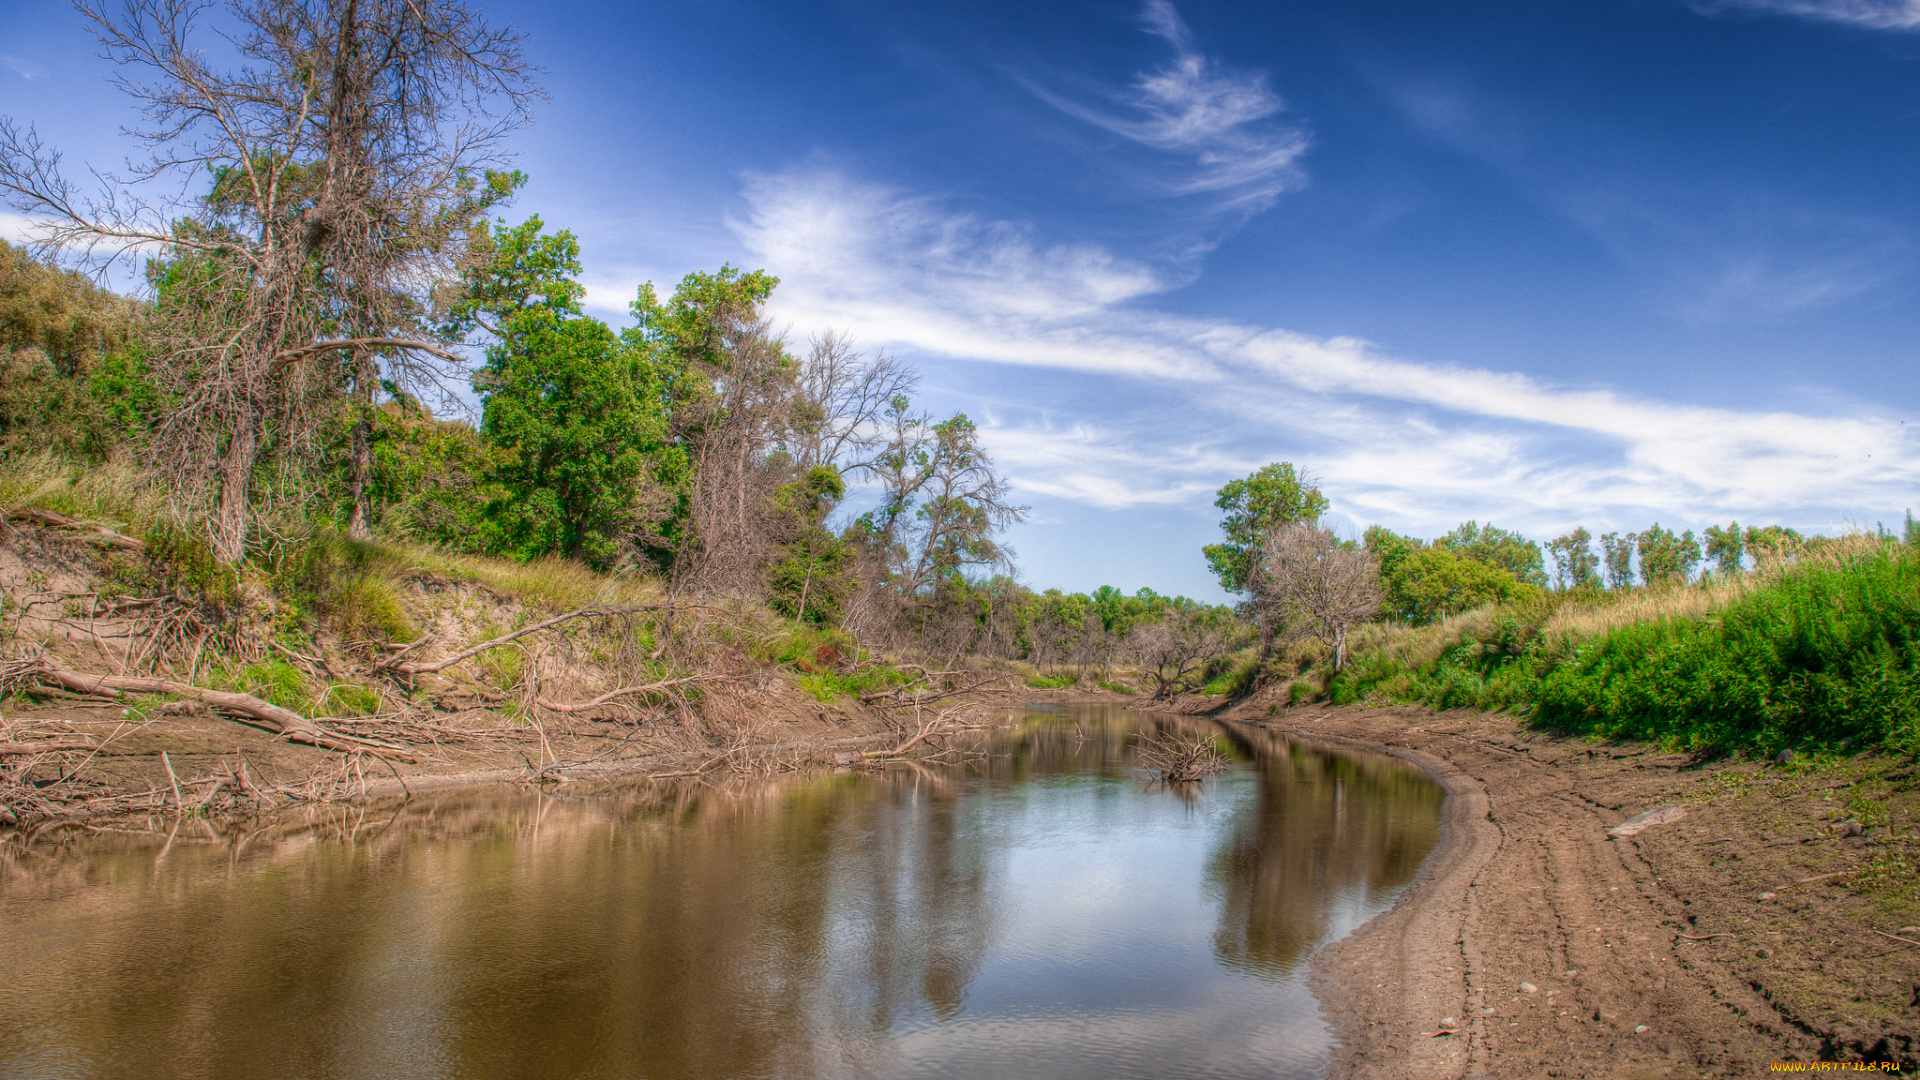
[345,349,374,541]
[213,410,258,564]
[345,403,372,540]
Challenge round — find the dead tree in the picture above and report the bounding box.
[1259,525,1382,670]
[0,0,539,560]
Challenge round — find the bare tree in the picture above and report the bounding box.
[0,0,539,560]
[1259,525,1381,670]
[786,330,915,475]
[1125,604,1237,699]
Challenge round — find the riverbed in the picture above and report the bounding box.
[0,704,1442,1080]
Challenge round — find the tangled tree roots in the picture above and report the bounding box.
[1136,730,1229,782]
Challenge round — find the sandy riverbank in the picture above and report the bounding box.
[1215,703,1917,1078]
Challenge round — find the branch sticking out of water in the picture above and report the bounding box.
[1137,731,1229,783]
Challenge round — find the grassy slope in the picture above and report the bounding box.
[1329,537,1920,758]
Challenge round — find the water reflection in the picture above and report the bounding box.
[0,706,1441,1080]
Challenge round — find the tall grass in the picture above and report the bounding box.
[1332,537,1920,757]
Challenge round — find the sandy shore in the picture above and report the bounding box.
[1215,703,1912,1079]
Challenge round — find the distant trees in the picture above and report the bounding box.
[1636,524,1701,585]
[1546,528,1600,590]
[1434,521,1547,587]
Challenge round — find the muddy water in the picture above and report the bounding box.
[0,705,1442,1080]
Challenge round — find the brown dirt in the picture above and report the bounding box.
[1210,701,1920,1079]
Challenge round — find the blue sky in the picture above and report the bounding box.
[7,0,1920,599]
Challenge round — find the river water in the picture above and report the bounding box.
[0,705,1442,1080]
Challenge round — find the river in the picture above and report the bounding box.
[0,704,1442,1080]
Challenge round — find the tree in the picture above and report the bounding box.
[1259,525,1382,669]
[462,220,677,569]
[1203,463,1328,595]
[1436,521,1547,586]
[1702,522,1744,577]
[0,0,537,561]
[853,407,1026,598]
[1546,528,1600,590]
[1636,524,1700,585]
[1600,531,1638,590]
[1126,600,1240,699]
[1743,524,1802,563]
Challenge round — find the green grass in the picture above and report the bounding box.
[1025,673,1076,689]
[1332,543,1920,758]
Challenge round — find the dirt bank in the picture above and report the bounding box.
[1214,703,1919,1079]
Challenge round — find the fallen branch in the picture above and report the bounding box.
[1871,929,1920,949]
[863,712,989,759]
[0,741,100,755]
[534,675,714,713]
[3,506,145,551]
[21,657,419,762]
[378,603,676,675]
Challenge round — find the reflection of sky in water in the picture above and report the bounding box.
[0,706,1441,1080]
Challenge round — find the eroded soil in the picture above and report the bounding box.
[1219,703,1920,1079]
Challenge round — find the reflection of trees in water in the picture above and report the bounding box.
[0,710,1442,1078]
[0,773,999,1079]
[1203,728,1443,980]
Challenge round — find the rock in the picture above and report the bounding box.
[1519,982,1539,994]
[1757,892,1776,902]
[1441,1017,1457,1028]
[1775,749,1795,765]
[1842,820,1866,837]
[833,752,859,766]
[1897,926,1920,936]
[1607,805,1688,839]
[1634,1024,1650,1034]
[1756,948,1773,958]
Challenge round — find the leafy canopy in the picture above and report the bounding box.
[1204,462,1328,594]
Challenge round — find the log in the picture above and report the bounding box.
[4,506,145,551]
[0,741,100,755]
[26,659,418,762]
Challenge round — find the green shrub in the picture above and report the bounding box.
[1026,673,1075,689]
[227,659,308,710]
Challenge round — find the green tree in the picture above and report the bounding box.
[768,464,855,626]
[1546,528,1600,590]
[1743,524,1803,561]
[462,219,680,569]
[1204,462,1328,595]
[1600,531,1638,590]
[1435,521,1547,586]
[1636,524,1701,585]
[1702,522,1744,577]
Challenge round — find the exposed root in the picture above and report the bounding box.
[1,506,145,551]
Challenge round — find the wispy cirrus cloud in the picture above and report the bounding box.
[1023,1,1308,214]
[734,165,1920,536]
[1692,0,1920,30]
[1375,72,1910,324]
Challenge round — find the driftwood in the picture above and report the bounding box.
[18,657,419,761]
[862,709,990,759]
[3,506,146,551]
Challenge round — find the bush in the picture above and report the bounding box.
[1334,544,1920,757]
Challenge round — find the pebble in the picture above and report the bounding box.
[1519,982,1538,994]
[1635,1024,1650,1034]
[1756,948,1773,958]
[1481,1007,1497,1015]
[1441,1017,1457,1028]
[1756,892,1776,902]
[1775,749,1794,765]
[1842,821,1866,837]
[1897,926,1920,936]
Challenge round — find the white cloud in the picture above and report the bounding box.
[0,54,45,81]
[0,211,45,245]
[1694,0,1920,29]
[1025,1,1308,212]
[736,165,1920,534]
